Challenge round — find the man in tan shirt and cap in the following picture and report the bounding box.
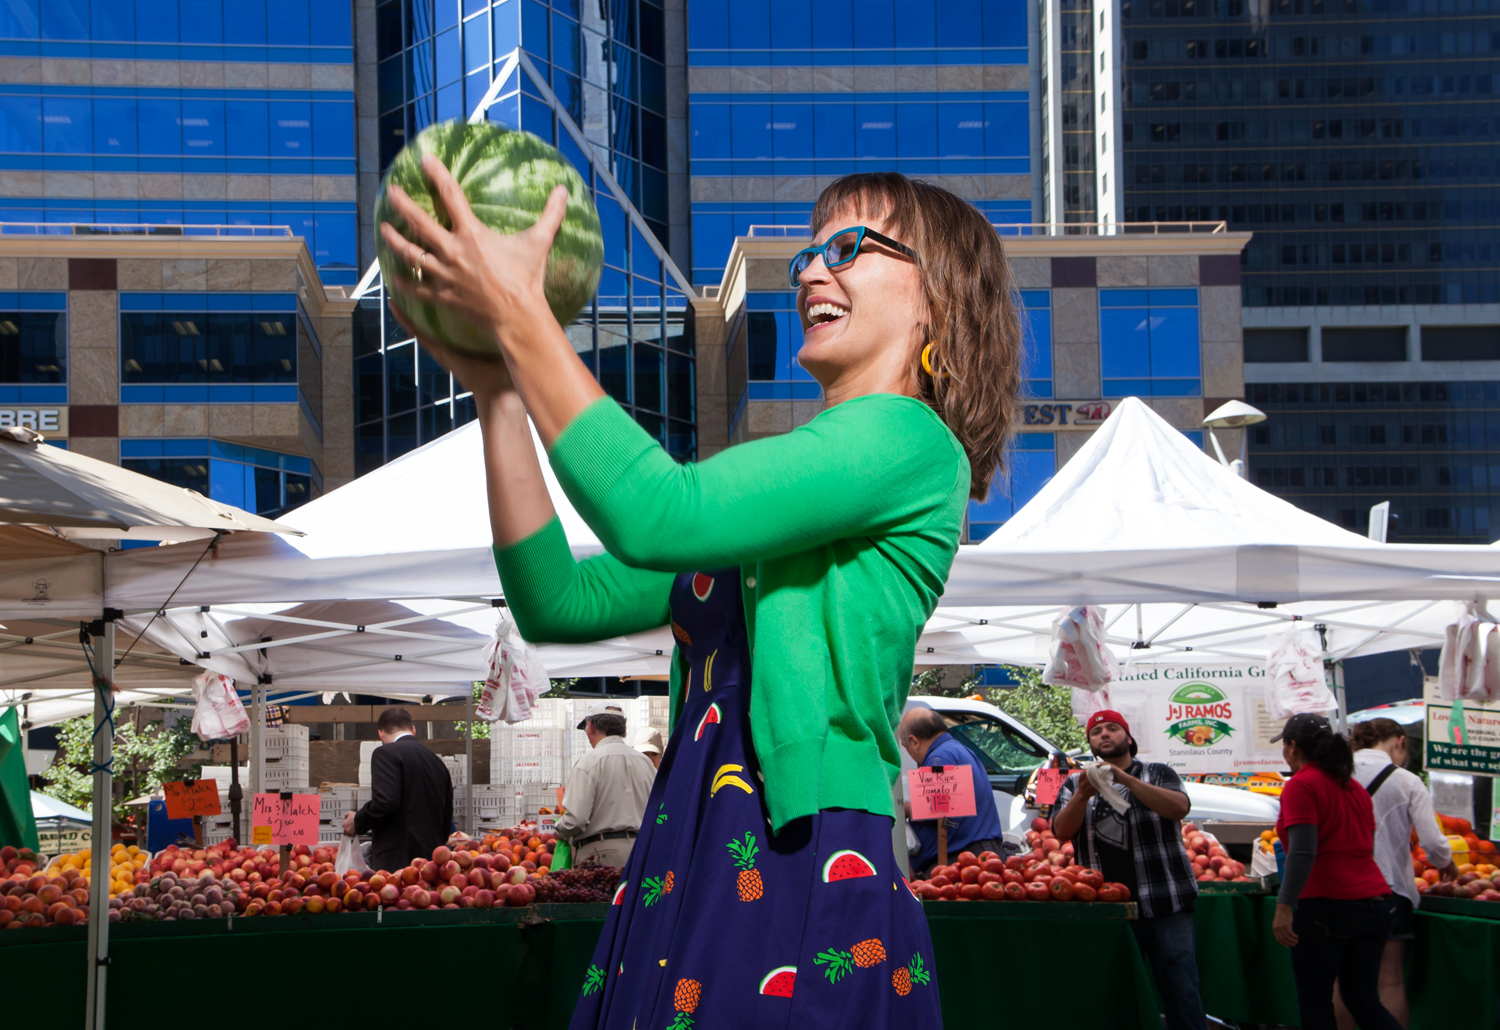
[558,702,657,868]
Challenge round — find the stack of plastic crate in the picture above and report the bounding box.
[522,783,562,822]
[471,785,522,835]
[202,813,237,846]
[254,725,311,791]
[442,754,469,786]
[319,787,359,845]
[646,695,671,738]
[357,741,381,786]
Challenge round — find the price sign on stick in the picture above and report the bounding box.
[251,793,320,846]
[162,779,221,820]
[907,766,978,821]
[1034,768,1068,807]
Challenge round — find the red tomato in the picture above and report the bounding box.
[1003,881,1027,901]
[1001,869,1023,885]
[960,883,984,900]
[1072,884,1098,902]
[960,865,981,885]
[1097,885,1122,903]
[982,858,1006,875]
[930,874,952,889]
[980,881,1006,901]
[939,885,959,900]
[957,851,979,868]
[977,871,1001,886]
[1024,881,1051,902]
[1078,870,1104,891]
[1115,883,1131,901]
[1048,878,1075,902]
[1004,855,1028,872]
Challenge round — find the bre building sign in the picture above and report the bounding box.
[1424,676,1500,775]
[0,406,67,436]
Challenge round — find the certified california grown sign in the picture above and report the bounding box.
[1164,682,1236,749]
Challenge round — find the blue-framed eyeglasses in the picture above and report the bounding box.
[788,226,921,288]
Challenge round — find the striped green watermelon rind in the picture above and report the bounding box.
[612,881,627,905]
[758,966,796,998]
[374,120,604,355]
[694,702,721,742]
[822,849,877,883]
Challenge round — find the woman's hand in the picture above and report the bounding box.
[379,153,566,360]
[1272,903,1298,948]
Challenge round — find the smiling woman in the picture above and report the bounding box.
[378,165,1019,1029]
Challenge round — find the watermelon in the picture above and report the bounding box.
[374,119,604,354]
[691,572,714,601]
[612,881,627,906]
[694,702,721,741]
[822,849,877,883]
[758,966,796,998]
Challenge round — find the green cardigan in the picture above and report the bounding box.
[494,392,969,831]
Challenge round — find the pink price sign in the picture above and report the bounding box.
[907,766,978,821]
[251,793,320,847]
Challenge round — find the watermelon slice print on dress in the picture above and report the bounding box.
[822,849,878,883]
[691,572,714,601]
[901,876,921,901]
[612,881,627,905]
[758,966,796,998]
[694,703,722,741]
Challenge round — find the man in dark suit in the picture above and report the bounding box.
[342,707,453,873]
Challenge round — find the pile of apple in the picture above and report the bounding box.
[1181,822,1254,883]
[1,846,90,929]
[908,819,1132,903]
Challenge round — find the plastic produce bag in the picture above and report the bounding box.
[476,611,551,723]
[335,835,368,876]
[1084,762,1130,814]
[551,838,572,873]
[189,669,250,742]
[1043,606,1119,690]
[1438,607,1500,701]
[1264,624,1337,719]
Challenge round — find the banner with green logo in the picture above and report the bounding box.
[1107,663,1288,774]
[1424,676,1500,774]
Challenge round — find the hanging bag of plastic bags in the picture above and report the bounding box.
[1438,605,1500,701]
[476,611,551,724]
[1043,606,1119,690]
[1264,624,1336,719]
[189,669,250,741]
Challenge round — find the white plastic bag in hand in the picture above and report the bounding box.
[189,669,250,742]
[476,611,551,724]
[1264,624,1336,719]
[1085,762,1130,814]
[1043,606,1119,690]
[334,835,368,876]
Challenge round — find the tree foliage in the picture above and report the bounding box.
[40,709,202,831]
[987,666,1087,752]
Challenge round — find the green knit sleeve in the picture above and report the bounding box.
[493,516,674,643]
[548,394,968,572]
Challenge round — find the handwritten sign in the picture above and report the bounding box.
[162,779,221,820]
[251,793,320,846]
[907,766,978,821]
[1035,768,1068,807]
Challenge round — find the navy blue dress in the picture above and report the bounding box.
[570,569,942,1029]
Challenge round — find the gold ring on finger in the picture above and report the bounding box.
[412,250,427,282]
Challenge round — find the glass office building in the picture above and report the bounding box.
[1117,0,1500,308]
[354,0,696,472]
[0,0,359,285]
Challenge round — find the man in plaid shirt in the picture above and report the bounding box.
[1054,710,1205,1030]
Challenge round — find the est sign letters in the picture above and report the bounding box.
[162,779,221,820]
[251,793,320,846]
[908,766,978,821]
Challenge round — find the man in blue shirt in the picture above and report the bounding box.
[899,707,1006,876]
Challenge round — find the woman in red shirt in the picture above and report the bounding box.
[1272,713,1401,1030]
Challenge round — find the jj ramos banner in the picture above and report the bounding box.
[1103,663,1288,775]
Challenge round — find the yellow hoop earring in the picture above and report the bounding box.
[921,342,944,378]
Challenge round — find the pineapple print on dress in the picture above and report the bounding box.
[892,954,932,996]
[727,832,763,901]
[851,938,886,968]
[668,978,701,1030]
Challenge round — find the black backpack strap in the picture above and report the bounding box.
[1365,763,1399,798]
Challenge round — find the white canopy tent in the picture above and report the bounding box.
[917,397,1500,668]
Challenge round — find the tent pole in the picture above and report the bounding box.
[84,616,115,1030]
[1333,661,1347,734]
[465,690,474,836]
[253,681,265,796]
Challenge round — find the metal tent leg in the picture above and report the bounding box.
[84,617,115,1030]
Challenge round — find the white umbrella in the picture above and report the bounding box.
[31,790,90,822]
[0,427,302,542]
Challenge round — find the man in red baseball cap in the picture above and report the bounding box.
[1053,709,1206,1030]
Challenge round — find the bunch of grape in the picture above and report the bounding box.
[532,861,621,904]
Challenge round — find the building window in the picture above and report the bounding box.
[0,292,67,400]
[742,292,822,401]
[1321,327,1406,362]
[1100,288,1201,397]
[1421,326,1500,362]
[118,293,299,403]
[1244,327,1309,363]
[1021,290,1053,397]
[121,439,312,519]
[967,433,1057,541]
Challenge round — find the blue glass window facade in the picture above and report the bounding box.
[0,292,67,392]
[967,433,1057,540]
[1,0,353,63]
[357,0,694,473]
[1120,1,1500,306]
[1099,288,1201,397]
[118,293,302,404]
[1020,289,1052,397]
[1246,380,1500,543]
[121,439,313,519]
[739,291,821,402]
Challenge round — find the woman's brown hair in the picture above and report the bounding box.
[809,172,1023,499]
[1349,717,1407,752]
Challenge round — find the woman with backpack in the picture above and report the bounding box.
[1334,717,1457,1029]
